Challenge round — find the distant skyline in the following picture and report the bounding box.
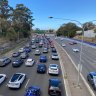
[9,0,96,30]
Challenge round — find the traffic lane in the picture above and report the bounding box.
[59,38,96,61]
[0,46,65,96]
[56,39,96,75]
[0,48,37,95]
[27,52,65,96]
[58,38,96,70]
[56,38,96,93]
[56,38,96,69]
[29,47,65,96]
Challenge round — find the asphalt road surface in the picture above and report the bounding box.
[54,37,96,92]
[0,38,65,96]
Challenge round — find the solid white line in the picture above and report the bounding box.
[49,56,50,59]
[55,40,95,96]
[25,79,30,88]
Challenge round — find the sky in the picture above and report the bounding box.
[8,0,96,30]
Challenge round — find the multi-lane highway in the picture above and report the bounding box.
[54,37,96,91]
[0,37,65,96]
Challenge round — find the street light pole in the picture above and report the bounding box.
[49,16,84,86]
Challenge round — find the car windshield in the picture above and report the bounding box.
[53,54,57,56]
[11,74,21,82]
[38,64,45,67]
[50,64,57,67]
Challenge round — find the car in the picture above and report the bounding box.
[48,64,59,75]
[39,43,43,48]
[60,38,64,41]
[51,48,57,53]
[31,44,37,49]
[12,52,20,57]
[48,78,61,96]
[43,48,48,53]
[72,48,79,52]
[19,48,24,53]
[12,58,23,67]
[87,72,96,90]
[51,53,59,60]
[25,86,41,96]
[24,47,31,53]
[35,39,39,43]
[73,41,77,44]
[7,73,26,88]
[25,58,35,66]
[61,43,66,47]
[37,64,46,73]
[0,74,6,84]
[69,42,77,45]
[35,49,41,55]
[20,52,29,59]
[39,55,47,62]
[0,57,11,67]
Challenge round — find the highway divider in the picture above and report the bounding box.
[54,41,72,96]
[54,40,95,96]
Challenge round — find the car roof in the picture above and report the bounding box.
[27,58,33,61]
[38,64,46,66]
[40,55,46,57]
[90,72,96,76]
[49,78,61,87]
[52,53,58,55]
[50,64,58,66]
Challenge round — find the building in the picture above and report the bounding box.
[76,30,96,38]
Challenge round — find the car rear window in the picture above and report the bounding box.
[11,74,20,82]
[0,76,3,79]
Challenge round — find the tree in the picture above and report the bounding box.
[56,22,81,37]
[12,4,34,38]
[83,22,95,31]
[0,0,13,36]
[6,27,17,41]
[0,0,13,19]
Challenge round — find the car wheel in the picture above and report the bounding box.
[93,84,96,90]
[87,76,89,81]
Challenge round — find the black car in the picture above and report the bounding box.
[0,57,11,67]
[51,48,57,53]
[20,52,29,59]
[12,58,23,67]
[37,64,46,73]
[12,52,20,57]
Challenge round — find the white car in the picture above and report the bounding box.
[25,58,35,66]
[48,64,59,75]
[35,49,41,55]
[43,48,48,53]
[31,45,36,49]
[60,38,64,41]
[7,73,26,88]
[52,53,59,60]
[19,48,24,53]
[0,74,6,84]
[61,43,66,47]
[72,48,79,52]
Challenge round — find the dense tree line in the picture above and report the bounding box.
[56,22,96,38]
[0,0,34,41]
